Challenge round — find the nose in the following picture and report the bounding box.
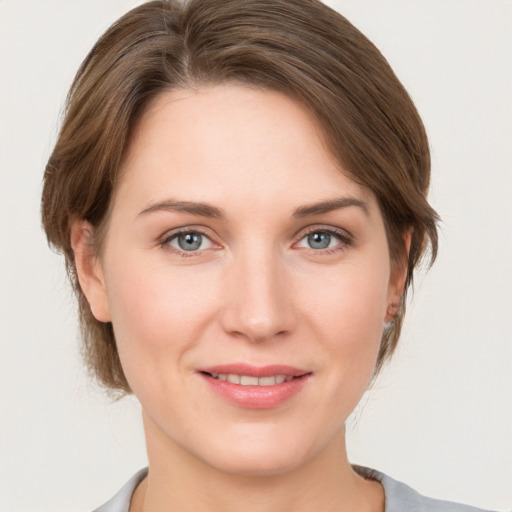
[219,246,297,343]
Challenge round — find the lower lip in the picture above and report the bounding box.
[199,373,310,409]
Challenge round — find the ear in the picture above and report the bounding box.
[70,220,111,322]
[385,229,413,323]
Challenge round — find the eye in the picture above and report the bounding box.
[165,231,214,253]
[305,232,335,250]
[295,228,350,251]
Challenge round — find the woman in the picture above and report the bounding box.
[40,1,495,511]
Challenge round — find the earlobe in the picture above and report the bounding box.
[70,221,111,322]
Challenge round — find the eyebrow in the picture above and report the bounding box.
[138,200,225,219]
[137,196,368,220]
[293,197,368,218]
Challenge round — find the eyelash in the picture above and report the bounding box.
[159,226,353,258]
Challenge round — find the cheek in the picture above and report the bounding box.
[305,259,390,385]
[306,257,389,337]
[103,255,220,379]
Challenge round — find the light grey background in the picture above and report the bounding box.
[0,1,511,511]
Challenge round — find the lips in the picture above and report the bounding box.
[197,364,311,409]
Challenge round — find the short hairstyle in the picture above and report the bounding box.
[42,0,439,393]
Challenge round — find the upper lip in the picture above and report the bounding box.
[197,363,310,378]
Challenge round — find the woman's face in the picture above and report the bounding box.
[85,84,404,475]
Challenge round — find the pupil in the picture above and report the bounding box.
[308,232,330,249]
[178,233,202,251]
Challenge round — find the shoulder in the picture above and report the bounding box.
[354,466,496,512]
[91,468,148,512]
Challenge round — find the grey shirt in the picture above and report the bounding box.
[92,466,493,511]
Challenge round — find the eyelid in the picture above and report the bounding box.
[296,224,352,240]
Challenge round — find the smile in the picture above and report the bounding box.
[206,373,294,385]
[197,364,311,409]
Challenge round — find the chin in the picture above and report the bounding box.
[204,448,308,478]
[191,424,327,478]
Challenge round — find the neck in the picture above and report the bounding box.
[131,414,383,512]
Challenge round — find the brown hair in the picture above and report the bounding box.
[42,0,438,393]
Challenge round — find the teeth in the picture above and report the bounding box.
[240,375,259,386]
[210,373,292,386]
[258,376,276,386]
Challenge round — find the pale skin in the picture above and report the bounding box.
[72,84,410,511]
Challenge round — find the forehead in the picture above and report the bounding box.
[116,84,373,216]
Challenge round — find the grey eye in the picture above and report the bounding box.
[307,232,332,249]
[296,230,343,251]
[175,232,205,251]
